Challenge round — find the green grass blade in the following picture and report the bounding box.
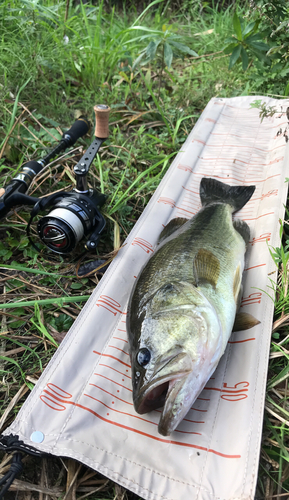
[97,153,104,194]
[0,296,90,310]
[0,77,31,150]
[108,154,175,215]
[172,114,199,144]
[0,356,25,382]
[132,0,164,27]
[31,303,58,347]
[267,363,289,390]
[0,264,71,277]
[109,167,127,207]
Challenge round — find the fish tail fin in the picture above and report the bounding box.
[200,177,255,212]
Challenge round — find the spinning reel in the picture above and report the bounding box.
[0,105,110,254]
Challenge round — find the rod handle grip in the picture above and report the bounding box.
[94,104,110,138]
[64,116,90,145]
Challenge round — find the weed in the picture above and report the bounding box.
[223,13,269,70]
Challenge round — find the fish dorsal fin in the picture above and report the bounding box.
[233,312,261,332]
[193,249,220,287]
[233,219,250,246]
[157,217,189,244]
[233,263,242,304]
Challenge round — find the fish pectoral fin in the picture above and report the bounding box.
[193,248,220,287]
[233,263,242,304]
[157,217,189,244]
[236,283,243,310]
[233,312,261,331]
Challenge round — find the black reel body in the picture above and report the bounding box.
[36,190,106,254]
[0,105,111,255]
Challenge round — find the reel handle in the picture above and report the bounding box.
[94,104,110,138]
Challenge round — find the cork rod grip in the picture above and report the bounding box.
[94,104,110,138]
[0,188,5,198]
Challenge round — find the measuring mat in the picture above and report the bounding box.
[3,96,289,500]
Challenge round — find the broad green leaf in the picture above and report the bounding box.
[241,46,249,70]
[223,42,239,54]
[247,41,269,51]
[223,36,238,44]
[168,40,198,56]
[242,20,257,37]
[252,19,260,33]
[239,17,245,34]
[71,282,83,289]
[267,45,283,56]
[49,314,73,333]
[119,71,130,83]
[250,49,268,62]
[245,33,264,43]
[270,62,283,72]
[229,44,241,69]
[280,67,289,78]
[285,82,289,96]
[233,13,242,41]
[164,42,173,69]
[274,19,289,33]
[145,40,160,60]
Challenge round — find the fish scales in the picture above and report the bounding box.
[127,177,257,436]
[133,204,240,310]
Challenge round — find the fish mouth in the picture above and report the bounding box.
[157,375,195,436]
[136,380,170,414]
[134,351,193,417]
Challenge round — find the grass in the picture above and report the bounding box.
[0,0,289,498]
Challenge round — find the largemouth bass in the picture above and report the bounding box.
[127,177,259,436]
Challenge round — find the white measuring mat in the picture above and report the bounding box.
[4,96,289,500]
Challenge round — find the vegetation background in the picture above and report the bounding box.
[0,0,289,498]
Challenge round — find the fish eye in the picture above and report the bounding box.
[137,348,151,367]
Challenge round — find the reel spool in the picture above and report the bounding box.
[36,190,106,254]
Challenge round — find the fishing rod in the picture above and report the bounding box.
[0,104,110,254]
